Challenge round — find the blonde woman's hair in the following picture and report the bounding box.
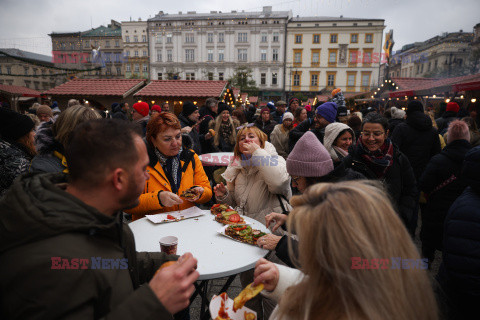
[53,105,101,148]
[279,180,438,320]
[233,126,267,157]
[213,112,237,148]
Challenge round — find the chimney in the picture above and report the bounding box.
[178,11,182,15]
[459,29,463,33]
[340,15,343,18]
[231,10,237,13]
[187,11,196,14]
[210,11,217,14]
[263,6,272,14]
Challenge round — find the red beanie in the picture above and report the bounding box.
[151,105,162,113]
[261,107,270,114]
[133,102,149,117]
[446,102,460,113]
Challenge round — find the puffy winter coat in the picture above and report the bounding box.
[437,146,480,317]
[178,113,202,155]
[387,118,404,137]
[30,123,66,173]
[288,118,325,152]
[391,111,441,181]
[126,141,212,220]
[270,124,291,159]
[343,143,417,230]
[0,173,175,319]
[254,118,277,140]
[219,141,292,224]
[419,139,471,251]
[435,111,458,134]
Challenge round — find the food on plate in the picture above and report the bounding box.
[224,225,266,245]
[215,210,246,225]
[153,260,177,276]
[181,187,198,200]
[211,204,230,215]
[167,214,176,220]
[215,292,231,320]
[244,311,256,320]
[233,283,265,312]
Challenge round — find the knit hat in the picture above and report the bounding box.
[289,97,299,106]
[0,107,35,141]
[323,123,354,160]
[261,107,270,114]
[406,100,424,115]
[151,105,162,113]
[283,112,294,121]
[36,105,53,117]
[132,102,149,117]
[304,105,311,112]
[217,102,232,115]
[446,101,460,113]
[267,101,275,110]
[390,106,406,119]
[331,88,342,97]
[315,102,338,123]
[287,131,334,177]
[181,101,198,117]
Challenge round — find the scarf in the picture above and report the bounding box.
[155,146,183,192]
[220,122,233,144]
[357,137,394,178]
[332,146,349,161]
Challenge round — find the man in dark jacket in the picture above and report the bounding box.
[0,119,199,319]
[254,107,277,139]
[288,101,337,151]
[270,100,286,124]
[437,145,480,319]
[111,102,129,120]
[391,100,441,182]
[436,101,459,134]
[179,101,202,155]
[419,120,471,267]
[198,98,217,154]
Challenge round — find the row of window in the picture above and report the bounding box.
[293,48,376,66]
[294,33,374,44]
[125,50,148,57]
[291,71,372,89]
[125,35,147,43]
[153,20,280,27]
[155,48,280,63]
[81,40,120,48]
[0,65,55,77]
[125,64,148,72]
[154,32,281,44]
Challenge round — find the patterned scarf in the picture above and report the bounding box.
[155,146,183,190]
[220,122,233,143]
[357,137,394,178]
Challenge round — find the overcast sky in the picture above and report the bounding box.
[1,0,479,56]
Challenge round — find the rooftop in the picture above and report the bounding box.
[0,84,42,97]
[0,48,52,64]
[134,80,228,98]
[43,79,145,97]
[291,16,384,22]
[149,7,290,21]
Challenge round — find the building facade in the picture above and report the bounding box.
[0,48,56,90]
[148,6,290,97]
[49,20,124,80]
[285,17,385,96]
[388,30,474,79]
[121,19,149,79]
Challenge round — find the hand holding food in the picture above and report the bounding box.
[159,191,183,207]
[214,182,227,198]
[256,234,282,251]
[265,212,287,232]
[149,253,199,314]
[242,141,260,155]
[181,186,203,202]
[253,258,279,292]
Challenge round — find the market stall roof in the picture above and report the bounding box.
[389,73,480,98]
[134,80,228,98]
[248,96,258,103]
[0,84,42,97]
[43,79,146,98]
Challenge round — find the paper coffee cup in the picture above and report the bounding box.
[159,236,178,255]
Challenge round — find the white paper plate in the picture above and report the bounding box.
[209,294,257,320]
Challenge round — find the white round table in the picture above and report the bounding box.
[198,152,234,166]
[129,210,269,280]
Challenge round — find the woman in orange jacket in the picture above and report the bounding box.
[126,112,212,220]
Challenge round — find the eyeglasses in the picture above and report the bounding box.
[236,123,254,131]
[361,131,385,138]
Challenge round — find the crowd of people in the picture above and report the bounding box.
[0,89,479,320]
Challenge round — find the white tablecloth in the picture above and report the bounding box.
[129,210,269,280]
[198,152,234,166]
